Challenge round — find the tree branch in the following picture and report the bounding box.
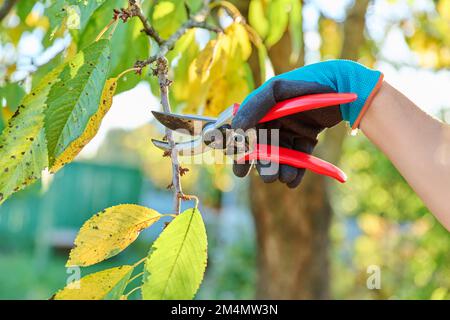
[133,1,221,70]
[0,0,17,22]
[161,20,222,55]
[131,0,217,214]
[154,57,183,213]
[128,0,164,45]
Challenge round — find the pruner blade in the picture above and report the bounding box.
[152,111,216,136]
[151,138,211,156]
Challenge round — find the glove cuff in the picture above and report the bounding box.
[336,61,384,128]
[350,73,384,129]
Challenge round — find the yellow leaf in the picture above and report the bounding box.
[319,17,343,59]
[438,0,450,20]
[182,23,252,116]
[52,265,134,300]
[225,23,252,61]
[191,39,219,82]
[50,77,117,173]
[25,12,50,30]
[67,204,161,267]
[171,30,200,102]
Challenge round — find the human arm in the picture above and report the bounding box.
[361,82,450,230]
[231,60,450,230]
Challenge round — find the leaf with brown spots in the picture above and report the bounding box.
[67,204,161,267]
[0,64,66,204]
[52,265,134,300]
[45,39,111,169]
[50,77,118,173]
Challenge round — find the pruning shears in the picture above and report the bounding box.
[151,93,357,183]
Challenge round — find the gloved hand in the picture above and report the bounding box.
[232,60,384,188]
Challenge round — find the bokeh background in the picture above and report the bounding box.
[1,0,450,299]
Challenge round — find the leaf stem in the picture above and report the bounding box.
[124,286,142,298]
[108,19,120,39]
[178,194,200,210]
[117,67,140,79]
[95,18,117,42]
[209,1,243,20]
[133,257,146,268]
[127,272,144,285]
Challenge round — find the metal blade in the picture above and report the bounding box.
[152,111,216,136]
[151,138,211,156]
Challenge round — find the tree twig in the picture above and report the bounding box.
[155,56,183,213]
[160,20,222,56]
[128,0,164,45]
[132,0,217,214]
[0,0,18,22]
[133,1,221,70]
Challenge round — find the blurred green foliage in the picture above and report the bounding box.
[1,0,450,300]
[330,135,450,299]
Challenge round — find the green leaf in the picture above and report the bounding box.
[249,0,269,39]
[67,204,162,267]
[50,77,117,172]
[0,82,26,111]
[265,0,290,47]
[46,0,107,37]
[152,0,188,39]
[142,208,207,300]
[45,0,66,38]
[78,0,150,93]
[44,39,111,167]
[16,0,35,21]
[52,265,134,300]
[76,0,108,32]
[185,0,203,13]
[0,108,4,134]
[249,0,295,50]
[0,64,65,204]
[256,41,269,82]
[288,0,303,63]
[108,17,150,93]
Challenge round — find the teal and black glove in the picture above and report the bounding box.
[232,60,384,188]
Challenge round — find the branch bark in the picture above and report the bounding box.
[128,0,164,45]
[0,0,17,22]
[130,0,217,214]
[154,57,183,213]
[133,1,220,69]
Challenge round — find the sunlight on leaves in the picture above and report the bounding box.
[152,0,188,38]
[52,265,134,300]
[67,204,162,267]
[142,208,207,300]
[0,64,65,204]
[50,77,117,173]
[44,39,111,168]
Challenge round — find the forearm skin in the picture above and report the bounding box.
[360,82,450,230]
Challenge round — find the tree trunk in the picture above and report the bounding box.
[252,32,332,297]
[233,0,370,299]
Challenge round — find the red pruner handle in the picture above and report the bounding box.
[234,93,357,123]
[239,144,347,183]
[232,93,357,120]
